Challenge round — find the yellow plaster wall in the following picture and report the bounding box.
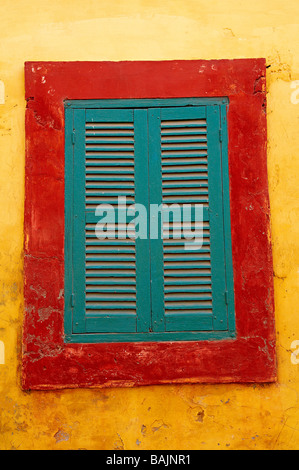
[0,0,299,450]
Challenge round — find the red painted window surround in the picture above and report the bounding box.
[22,59,276,390]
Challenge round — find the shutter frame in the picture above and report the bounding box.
[65,99,235,341]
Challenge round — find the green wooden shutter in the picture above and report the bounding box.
[70,108,151,334]
[148,105,228,332]
[65,99,235,342]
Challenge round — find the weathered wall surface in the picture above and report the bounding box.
[0,0,299,450]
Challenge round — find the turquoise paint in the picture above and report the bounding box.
[72,108,86,334]
[64,106,74,337]
[148,108,165,332]
[220,103,236,333]
[66,98,228,109]
[134,109,152,333]
[206,105,228,331]
[65,331,235,343]
[64,98,235,343]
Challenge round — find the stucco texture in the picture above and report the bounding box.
[0,0,299,450]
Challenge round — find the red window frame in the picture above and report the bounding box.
[22,59,276,389]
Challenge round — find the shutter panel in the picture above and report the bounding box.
[71,108,151,334]
[149,105,228,332]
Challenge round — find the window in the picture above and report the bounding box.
[64,99,235,343]
[23,60,276,389]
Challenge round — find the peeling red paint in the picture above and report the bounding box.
[22,59,276,389]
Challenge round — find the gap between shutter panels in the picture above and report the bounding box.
[85,120,137,322]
